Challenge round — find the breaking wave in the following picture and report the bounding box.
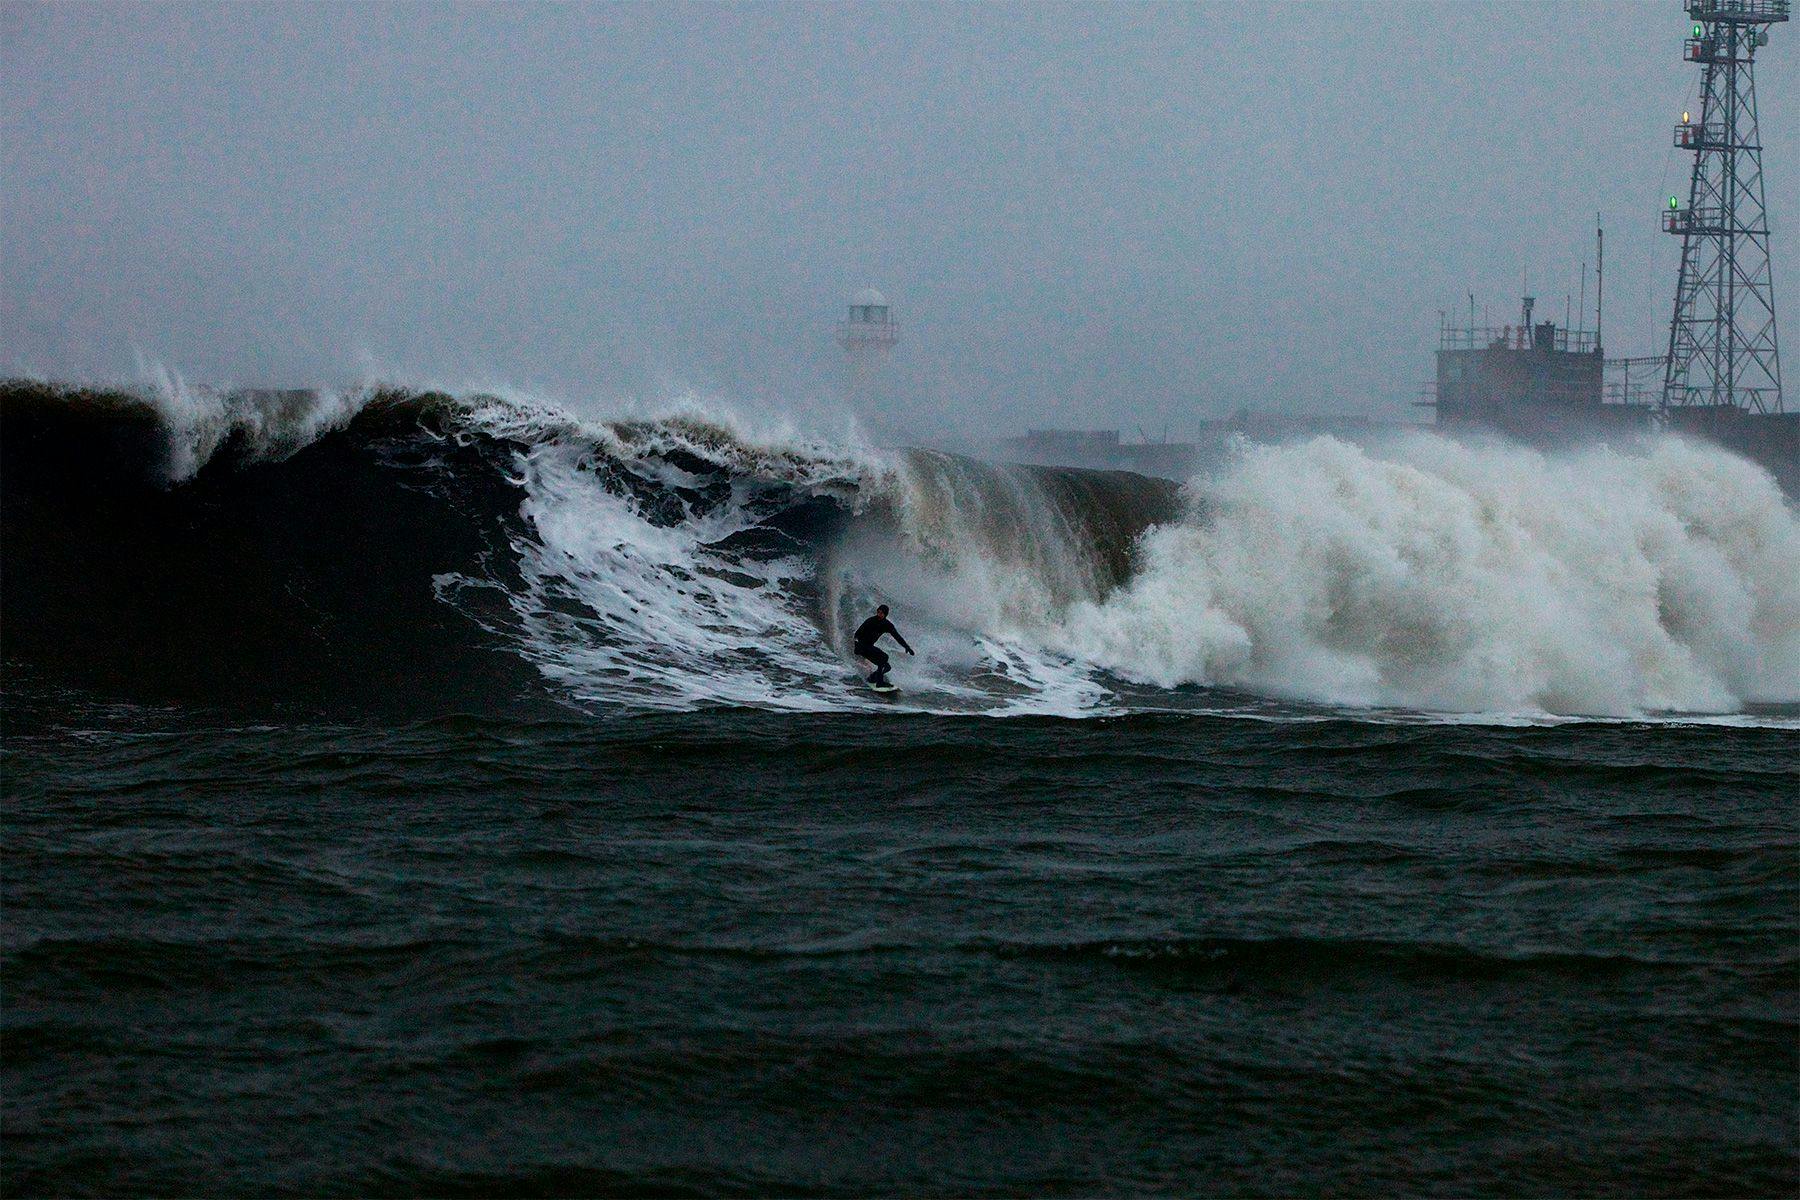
[3,378,1795,722]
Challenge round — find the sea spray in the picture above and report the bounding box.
[1052,433,1800,715]
[132,358,366,482]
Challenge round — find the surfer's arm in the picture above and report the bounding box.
[893,630,914,655]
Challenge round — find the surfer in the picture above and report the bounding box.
[852,604,913,688]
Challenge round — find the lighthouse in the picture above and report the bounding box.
[837,287,898,407]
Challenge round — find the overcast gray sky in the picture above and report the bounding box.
[3,0,1795,437]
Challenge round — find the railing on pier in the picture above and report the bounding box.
[1438,326,1601,354]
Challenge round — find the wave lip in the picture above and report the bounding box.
[0,379,547,717]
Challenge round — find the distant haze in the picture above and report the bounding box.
[4,0,1795,437]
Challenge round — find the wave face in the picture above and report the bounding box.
[3,379,1796,720]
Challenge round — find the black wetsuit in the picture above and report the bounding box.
[853,615,911,683]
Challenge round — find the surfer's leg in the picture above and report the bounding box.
[864,646,890,683]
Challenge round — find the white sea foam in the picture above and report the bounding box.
[460,402,907,712]
[1052,433,1800,717]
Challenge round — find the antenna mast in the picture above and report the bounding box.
[1595,216,1604,354]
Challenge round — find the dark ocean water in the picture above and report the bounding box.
[5,699,1796,1197]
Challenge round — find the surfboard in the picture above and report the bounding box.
[868,682,899,694]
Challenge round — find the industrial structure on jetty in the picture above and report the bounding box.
[1430,0,1794,492]
[995,1,1797,493]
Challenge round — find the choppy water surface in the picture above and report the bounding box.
[6,704,1795,1197]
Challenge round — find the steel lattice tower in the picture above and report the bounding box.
[1663,0,1788,414]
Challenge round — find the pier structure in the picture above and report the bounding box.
[1429,277,1648,442]
[1415,2,1795,491]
